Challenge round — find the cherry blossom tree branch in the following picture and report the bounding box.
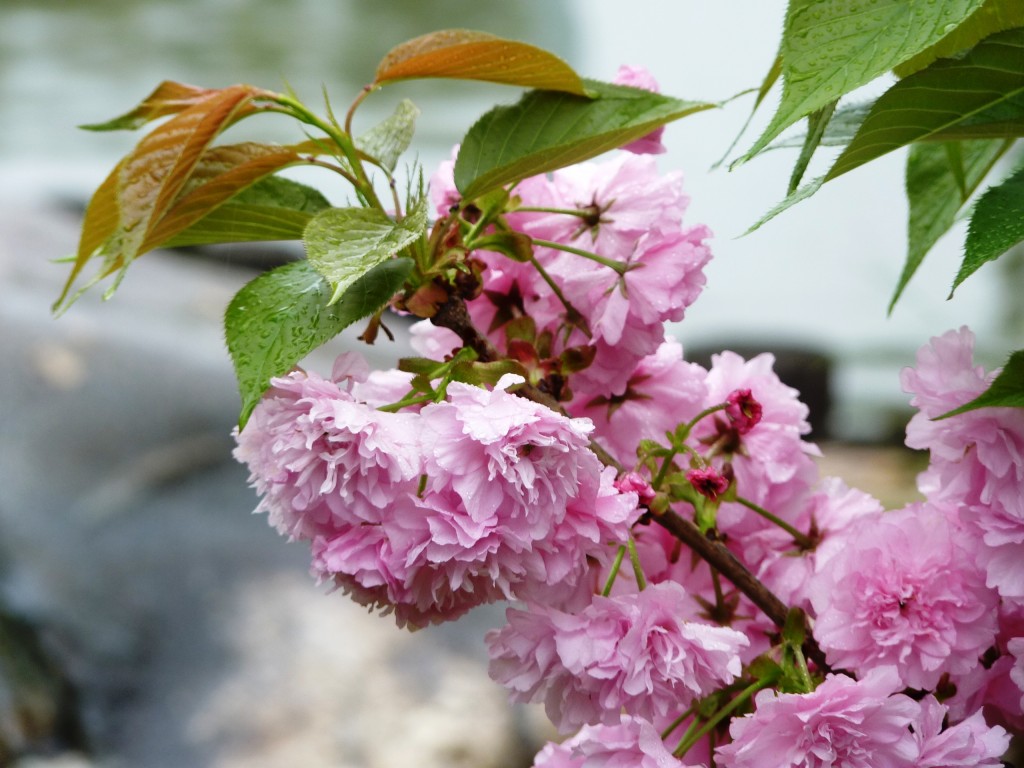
[429,293,828,671]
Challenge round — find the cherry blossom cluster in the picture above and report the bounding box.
[233,67,1021,767]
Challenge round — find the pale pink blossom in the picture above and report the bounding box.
[488,581,747,732]
[570,339,708,464]
[1010,637,1024,713]
[912,696,1009,767]
[534,715,705,768]
[233,367,422,540]
[715,668,920,768]
[809,503,998,690]
[902,327,1024,602]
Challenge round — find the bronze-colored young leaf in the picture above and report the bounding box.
[142,142,302,249]
[895,0,1024,77]
[740,0,985,163]
[57,85,274,310]
[825,27,1024,183]
[80,80,220,131]
[374,29,587,95]
[454,80,713,200]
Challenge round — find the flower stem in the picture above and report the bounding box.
[674,677,775,757]
[602,546,627,597]
[531,238,627,275]
[627,534,647,591]
[735,496,812,549]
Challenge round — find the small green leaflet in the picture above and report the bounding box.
[954,161,1024,294]
[937,349,1024,418]
[454,79,713,200]
[741,0,985,162]
[303,197,427,305]
[357,99,420,173]
[226,258,414,428]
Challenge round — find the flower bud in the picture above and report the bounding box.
[725,388,762,434]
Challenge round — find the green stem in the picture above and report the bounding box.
[514,205,594,218]
[532,238,626,275]
[660,706,696,740]
[627,534,647,591]
[674,677,774,758]
[682,402,729,435]
[602,546,627,597]
[651,449,679,489]
[377,392,434,413]
[527,255,590,336]
[735,496,812,549]
[274,95,384,211]
[792,644,814,693]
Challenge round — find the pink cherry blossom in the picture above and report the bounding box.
[233,367,422,540]
[570,339,708,464]
[809,503,998,690]
[902,326,1024,602]
[487,581,747,732]
[912,696,1009,768]
[1010,637,1024,713]
[533,715,705,768]
[715,668,920,768]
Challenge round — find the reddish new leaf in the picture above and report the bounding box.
[81,81,221,131]
[374,29,586,95]
[58,84,276,310]
[142,142,301,250]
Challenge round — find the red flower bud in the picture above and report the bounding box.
[725,388,762,435]
[686,467,729,502]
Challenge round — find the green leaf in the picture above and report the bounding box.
[825,27,1024,183]
[954,160,1024,293]
[304,197,427,304]
[373,29,587,95]
[892,139,1010,310]
[713,52,781,170]
[937,349,1024,418]
[357,98,420,173]
[163,176,331,247]
[226,258,413,427]
[895,0,1024,77]
[454,79,714,199]
[744,175,825,235]
[741,0,986,162]
[788,100,837,194]
[765,100,873,151]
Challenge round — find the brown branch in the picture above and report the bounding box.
[652,509,828,671]
[429,294,829,671]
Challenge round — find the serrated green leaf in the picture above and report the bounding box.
[937,349,1024,418]
[163,176,330,247]
[891,139,1010,310]
[826,27,1024,183]
[454,79,714,199]
[954,160,1024,293]
[744,175,825,236]
[714,52,781,170]
[226,258,413,427]
[357,99,420,173]
[741,0,985,163]
[788,100,837,194]
[304,197,427,304]
[895,0,1024,77]
[766,100,873,151]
